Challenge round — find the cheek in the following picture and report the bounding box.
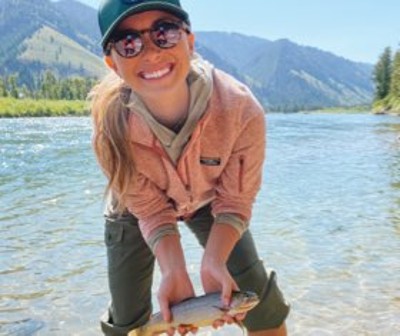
[107,52,137,78]
[112,59,135,80]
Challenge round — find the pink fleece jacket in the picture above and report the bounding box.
[125,68,266,246]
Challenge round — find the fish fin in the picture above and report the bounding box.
[213,305,230,313]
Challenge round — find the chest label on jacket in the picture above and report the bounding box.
[200,157,221,166]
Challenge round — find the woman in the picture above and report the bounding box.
[91,0,290,335]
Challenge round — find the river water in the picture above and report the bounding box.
[0,113,399,336]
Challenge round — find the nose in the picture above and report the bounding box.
[140,34,162,61]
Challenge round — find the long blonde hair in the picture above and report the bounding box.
[89,71,134,212]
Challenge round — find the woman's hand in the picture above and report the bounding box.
[200,223,246,329]
[153,234,198,335]
[201,258,238,306]
[201,257,246,328]
[158,269,195,321]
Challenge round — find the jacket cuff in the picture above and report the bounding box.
[214,213,248,236]
[147,223,180,253]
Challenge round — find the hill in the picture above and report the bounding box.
[0,0,374,110]
[0,0,106,83]
[196,32,373,110]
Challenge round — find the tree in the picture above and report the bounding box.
[373,47,392,100]
[389,50,400,98]
[0,77,7,97]
[7,74,19,98]
[40,70,58,99]
[20,84,31,99]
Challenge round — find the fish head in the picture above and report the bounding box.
[229,291,260,315]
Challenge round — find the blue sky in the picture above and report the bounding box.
[80,0,400,64]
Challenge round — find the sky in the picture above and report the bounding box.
[79,0,400,64]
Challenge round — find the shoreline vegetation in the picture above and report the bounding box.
[373,96,400,115]
[1,97,399,118]
[372,47,400,115]
[0,97,89,118]
[0,71,95,117]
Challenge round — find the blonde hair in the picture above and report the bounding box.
[89,71,134,213]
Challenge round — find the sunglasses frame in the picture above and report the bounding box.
[104,19,191,58]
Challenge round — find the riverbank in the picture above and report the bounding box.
[298,105,372,114]
[1,98,398,118]
[372,96,400,115]
[0,97,89,118]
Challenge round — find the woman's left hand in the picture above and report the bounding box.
[200,258,246,328]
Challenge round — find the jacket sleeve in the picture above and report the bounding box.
[125,172,179,250]
[212,98,266,233]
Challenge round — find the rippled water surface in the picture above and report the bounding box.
[1,114,399,335]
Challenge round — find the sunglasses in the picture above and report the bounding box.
[105,19,191,58]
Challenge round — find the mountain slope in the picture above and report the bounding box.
[0,0,374,109]
[53,0,102,54]
[0,0,105,85]
[18,25,105,77]
[196,33,373,109]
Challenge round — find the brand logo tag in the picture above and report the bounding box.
[200,157,221,166]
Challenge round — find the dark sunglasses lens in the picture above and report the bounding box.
[151,21,182,48]
[114,33,143,58]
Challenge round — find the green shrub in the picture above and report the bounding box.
[0,97,89,117]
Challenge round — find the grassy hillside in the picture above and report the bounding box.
[18,26,106,78]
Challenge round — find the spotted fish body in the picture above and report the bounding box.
[128,291,259,336]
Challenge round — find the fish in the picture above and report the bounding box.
[128,291,259,336]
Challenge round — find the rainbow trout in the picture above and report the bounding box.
[128,291,259,336]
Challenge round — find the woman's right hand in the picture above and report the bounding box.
[157,269,197,335]
[154,234,198,335]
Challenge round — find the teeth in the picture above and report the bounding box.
[142,67,171,79]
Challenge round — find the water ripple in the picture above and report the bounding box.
[1,115,399,335]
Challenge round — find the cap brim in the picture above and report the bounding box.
[101,2,189,48]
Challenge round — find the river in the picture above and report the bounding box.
[0,113,399,335]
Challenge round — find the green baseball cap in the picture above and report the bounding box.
[98,0,190,48]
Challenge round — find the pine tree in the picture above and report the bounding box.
[389,50,400,99]
[8,75,19,98]
[0,77,7,97]
[373,47,392,100]
[40,71,58,99]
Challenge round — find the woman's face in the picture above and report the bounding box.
[105,10,195,100]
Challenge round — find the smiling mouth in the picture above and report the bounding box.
[140,65,173,80]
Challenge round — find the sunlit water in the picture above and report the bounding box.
[1,114,399,336]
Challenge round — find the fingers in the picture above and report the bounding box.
[221,281,231,307]
[158,295,171,323]
[211,315,235,330]
[212,318,225,329]
[190,326,199,334]
[235,312,246,321]
[221,275,239,306]
[178,325,187,335]
[177,324,198,335]
[232,279,240,292]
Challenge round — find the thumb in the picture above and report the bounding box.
[159,296,172,323]
[232,279,240,292]
[221,280,233,307]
